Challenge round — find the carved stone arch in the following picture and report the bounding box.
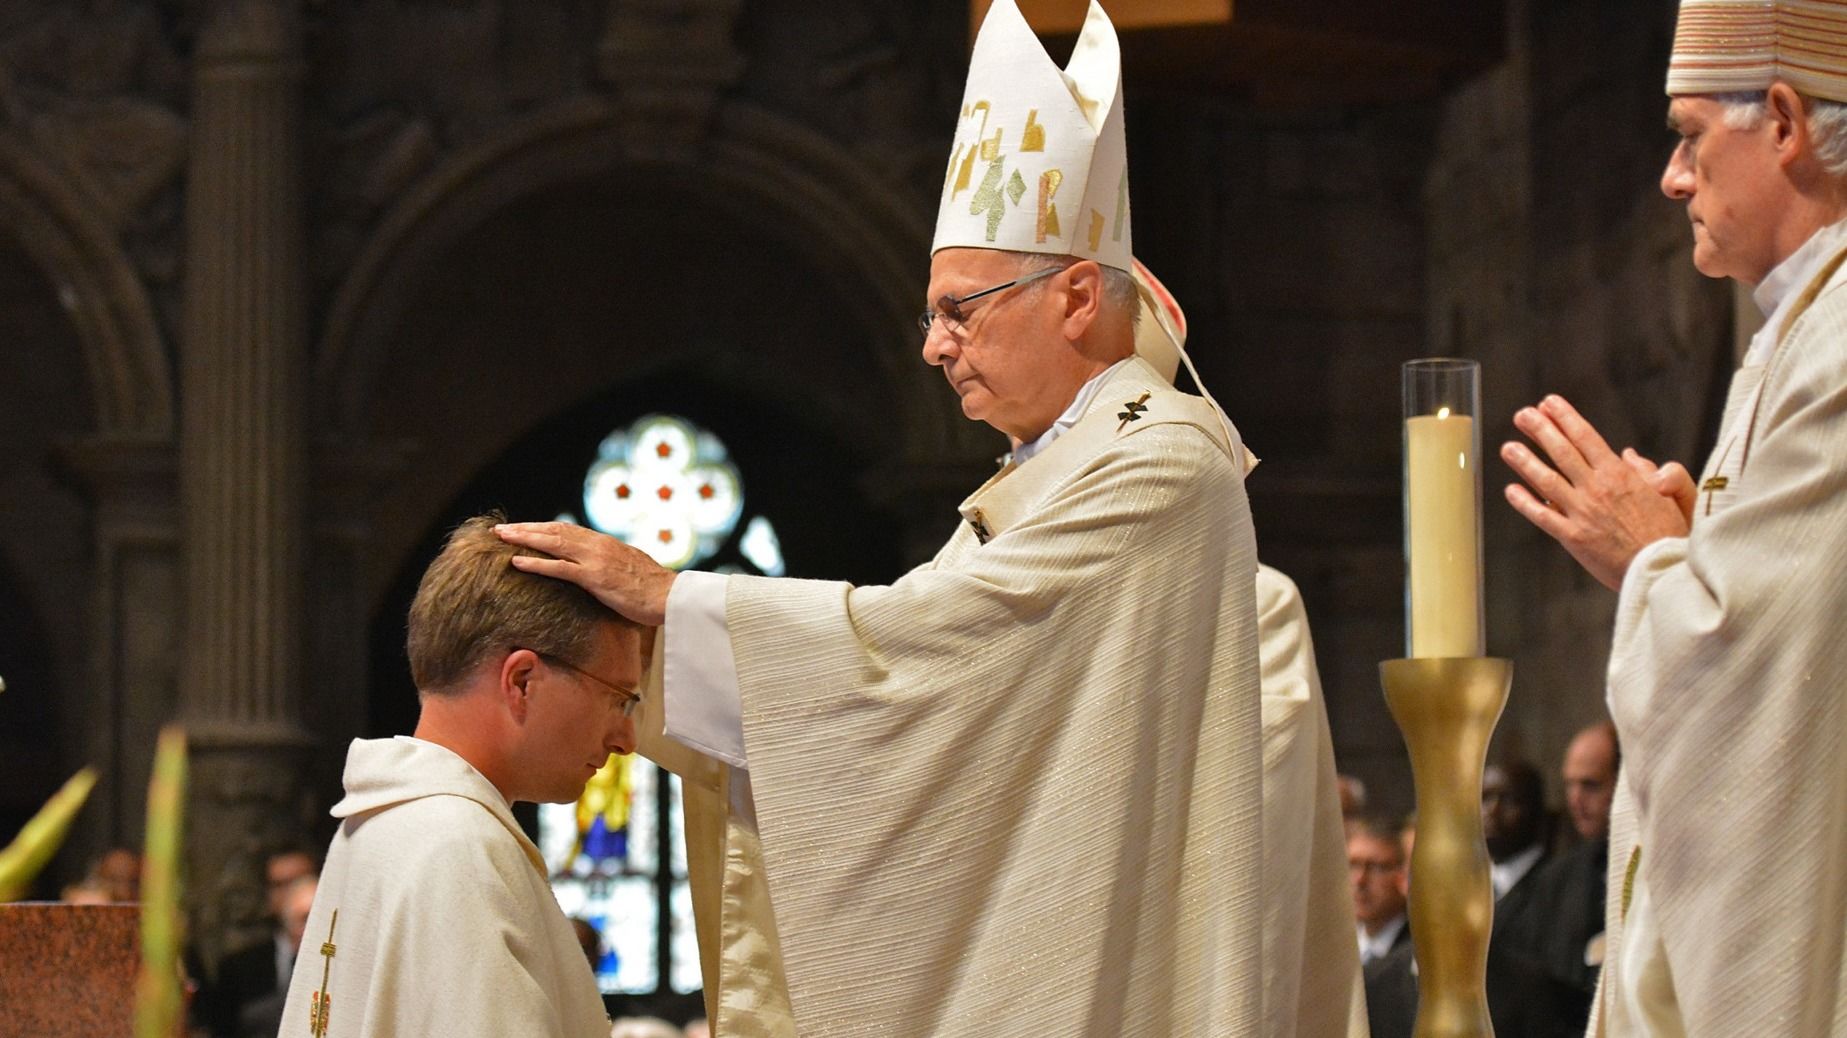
[0,134,172,437]
[316,97,972,462]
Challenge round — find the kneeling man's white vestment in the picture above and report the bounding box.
[278,736,610,1038]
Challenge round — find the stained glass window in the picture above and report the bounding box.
[539,413,783,997]
[583,415,745,570]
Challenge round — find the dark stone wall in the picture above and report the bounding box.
[0,0,1746,877]
[1423,0,1732,806]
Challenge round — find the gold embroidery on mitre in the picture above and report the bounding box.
[309,909,339,1037]
[952,102,993,198]
[1088,209,1105,253]
[970,160,1009,241]
[1036,169,1063,242]
[1113,169,1129,242]
[978,124,1004,162]
[1005,169,1027,207]
[1021,108,1046,152]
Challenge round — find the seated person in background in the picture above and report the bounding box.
[1483,761,1549,907]
[1337,775,1369,826]
[1349,814,1410,969]
[278,514,641,1037]
[1516,721,1620,1036]
[227,876,315,1038]
[1369,763,1555,1038]
[87,847,140,902]
[205,843,320,1038]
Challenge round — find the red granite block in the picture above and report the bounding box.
[0,903,139,1037]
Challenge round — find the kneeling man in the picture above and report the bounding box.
[279,514,643,1037]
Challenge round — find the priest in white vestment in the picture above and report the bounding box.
[1255,563,1372,1038]
[1502,5,1847,1033]
[496,3,1289,1035]
[278,517,639,1038]
[1142,261,1366,1037]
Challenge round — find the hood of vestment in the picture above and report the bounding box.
[329,735,547,877]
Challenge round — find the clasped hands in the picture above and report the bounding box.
[1501,395,1696,590]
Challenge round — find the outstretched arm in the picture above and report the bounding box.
[1499,395,1693,589]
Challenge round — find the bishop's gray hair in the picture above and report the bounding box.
[1011,251,1141,330]
[1714,90,1847,176]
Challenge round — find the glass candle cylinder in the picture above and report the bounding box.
[1402,358,1484,658]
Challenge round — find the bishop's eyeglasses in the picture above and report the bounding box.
[916,263,1066,335]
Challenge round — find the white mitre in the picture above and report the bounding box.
[933,0,1131,271]
[1667,0,1847,101]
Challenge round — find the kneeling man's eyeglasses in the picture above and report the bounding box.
[533,652,643,718]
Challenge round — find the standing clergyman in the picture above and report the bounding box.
[498,2,1274,1035]
[1501,1,1847,1033]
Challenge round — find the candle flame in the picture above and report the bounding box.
[1436,406,1451,420]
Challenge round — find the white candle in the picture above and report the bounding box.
[1406,410,1483,657]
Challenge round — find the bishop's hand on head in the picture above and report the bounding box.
[494,521,676,627]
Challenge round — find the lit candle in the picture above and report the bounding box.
[1403,360,1484,657]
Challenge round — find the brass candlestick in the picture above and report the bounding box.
[1381,656,1512,1038]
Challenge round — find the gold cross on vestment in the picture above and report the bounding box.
[309,909,338,1037]
[1116,392,1151,431]
[1701,439,1737,517]
[1701,475,1729,516]
[968,508,992,545]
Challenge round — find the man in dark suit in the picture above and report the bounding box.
[1350,813,1411,969]
[1366,764,1555,1038]
[202,845,319,1038]
[1517,721,1620,1037]
[1350,813,1414,1037]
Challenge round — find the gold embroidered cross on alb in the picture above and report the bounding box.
[309,909,339,1037]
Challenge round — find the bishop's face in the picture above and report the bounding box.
[1661,94,1785,285]
[920,247,1097,443]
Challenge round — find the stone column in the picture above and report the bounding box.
[177,0,315,967]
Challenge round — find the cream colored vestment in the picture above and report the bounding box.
[640,358,1265,1036]
[1590,249,1847,1037]
[1255,564,1371,1038]
[278,737,610,1038]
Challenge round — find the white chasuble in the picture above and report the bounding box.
[1255,564,1371,1038]
[277,737,610,1038]
[1592,252,1847,1037]
[649,358,1265,1037]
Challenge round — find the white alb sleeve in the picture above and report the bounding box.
[661,569,748,769]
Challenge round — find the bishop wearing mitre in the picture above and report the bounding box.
[500,2,1352,1035]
